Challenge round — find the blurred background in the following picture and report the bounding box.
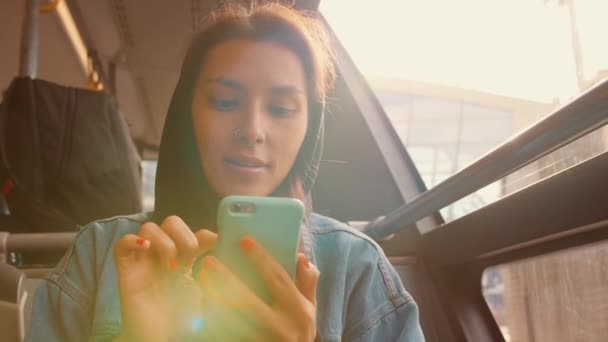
[2,1,607,341]
[321,1,608,341]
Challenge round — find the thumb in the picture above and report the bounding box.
[295,253,320,306]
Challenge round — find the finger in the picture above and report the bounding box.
[113,234,155,297]
[160,215,200,264]
[239,237,299,304]
[198,256,277,327]
[114,234,151,260]
[138,222,178,270]
[190,229,217,279]
[193,229,217,255]
[295,253,320,307]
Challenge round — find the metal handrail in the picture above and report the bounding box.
[3,80,608,251]
[6,232,76,255]
[40,0,61,13]
[19,0,41,78]
[363,78,608,240]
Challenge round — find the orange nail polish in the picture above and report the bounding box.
[136,238,146,246]
[203,256,216,269]
[169,258,178,271]
[303,255,310,269]
[240,237,255,251]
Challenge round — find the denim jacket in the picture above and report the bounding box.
[25,212,424,341]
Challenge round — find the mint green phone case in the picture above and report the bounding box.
[214,196,304,304]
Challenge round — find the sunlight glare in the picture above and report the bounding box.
[320,0,604,103]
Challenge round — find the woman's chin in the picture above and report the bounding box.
[216,185,274,198]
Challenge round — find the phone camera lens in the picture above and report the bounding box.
[231,203,242,213]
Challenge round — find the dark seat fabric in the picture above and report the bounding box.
[0,77,142,232]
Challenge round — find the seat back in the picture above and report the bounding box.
[0,77,142,233]
[0,230,64,341]
[0,262,27,341]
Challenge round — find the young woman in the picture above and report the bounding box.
[26,3,424,341]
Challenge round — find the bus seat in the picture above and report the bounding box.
[0,263,27,341]
[0,77,142,233]
[1,229,55,341]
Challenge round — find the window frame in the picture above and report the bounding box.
[320,7,608,341]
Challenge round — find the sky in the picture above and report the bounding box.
[320,0,608,104]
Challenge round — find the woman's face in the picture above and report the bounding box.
[192,39,309,197]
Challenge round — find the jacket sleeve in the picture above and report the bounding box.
[350,299,424,342]
[342,240,425,342]
[25,278,91,342]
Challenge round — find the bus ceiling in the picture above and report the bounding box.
[2,0,321,152]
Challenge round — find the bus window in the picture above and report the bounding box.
[140,160,158,212]
[321,0,608,222]
[483,240,608,342]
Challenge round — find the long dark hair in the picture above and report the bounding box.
[154,3,335,240]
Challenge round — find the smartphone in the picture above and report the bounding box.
[212,195,304,304]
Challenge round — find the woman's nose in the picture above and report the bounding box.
[235,103,266,146]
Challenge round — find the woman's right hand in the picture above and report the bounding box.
[113,216,217,342]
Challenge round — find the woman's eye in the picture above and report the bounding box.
[269,104,296,117]
[211,98,239,111]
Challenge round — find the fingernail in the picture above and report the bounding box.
[202,256,216,269]
[136,238,147,246]
[303,255,310,269]
[240,237,255,251]
[169,258,178,271]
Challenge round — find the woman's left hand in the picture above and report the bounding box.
[198,237,320,341]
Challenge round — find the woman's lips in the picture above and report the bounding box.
[224,157,269,174]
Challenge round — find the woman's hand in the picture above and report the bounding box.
[199,237,320,342]
[113,216,217,342]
